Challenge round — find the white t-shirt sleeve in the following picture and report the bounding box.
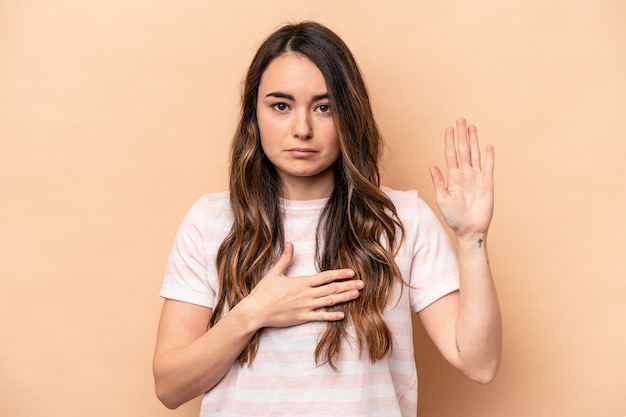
[160,195,219,308]
[407,194,460,313]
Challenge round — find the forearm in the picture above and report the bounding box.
[454,232,502,383]
[153,301,259,409]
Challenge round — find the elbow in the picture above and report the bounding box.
[468,368,498,385]
[156,391,183,410]
[155,380,185,410]
[456,334,502,384]
[463,358,500,384]
[153,360,193,409]
[155,391,178,410]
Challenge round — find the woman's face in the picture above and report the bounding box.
[256,53,340,200]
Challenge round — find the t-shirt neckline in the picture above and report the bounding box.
[279,197,328,211]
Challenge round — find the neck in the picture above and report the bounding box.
[280,172,334,201]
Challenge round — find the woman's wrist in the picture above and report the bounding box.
[454,231,488,247]
[231,296,265,334]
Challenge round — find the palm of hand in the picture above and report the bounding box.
[429,119,495,236]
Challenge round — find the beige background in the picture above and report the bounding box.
[1,1,625,416]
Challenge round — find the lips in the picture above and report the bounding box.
[287,148,317,157]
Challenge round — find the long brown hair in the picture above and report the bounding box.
[210,21,405,369]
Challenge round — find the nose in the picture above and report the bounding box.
[292,110,313,140]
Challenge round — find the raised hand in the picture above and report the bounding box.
[429,118,495,237]
[244,242,364,328]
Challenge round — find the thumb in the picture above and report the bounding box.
[429,166,445,195]
[271,242,294,275]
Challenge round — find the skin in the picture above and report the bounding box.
[423,119,502,383]
[256,53,340,200]
[153,53,502,408]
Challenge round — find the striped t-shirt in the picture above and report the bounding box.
[161,186,459,417]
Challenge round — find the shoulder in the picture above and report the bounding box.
[380,186,447,248]
[186,191,230,216]
[191,190,230,209]
[380,185,416,205]
[178,191,232,232]
[380,185,431,219]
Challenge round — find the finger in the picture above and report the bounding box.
[429,166,446,195]
[484,144,495,178]
[270,241,294,275]
[468,125,481,168]
[456,117,471,167]
[310,268,356,287]
[313,286,362,310]
[444,126,458,170]
[312,278,364,299]
[309,310,346,321]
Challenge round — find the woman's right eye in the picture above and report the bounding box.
[272,102,289,112]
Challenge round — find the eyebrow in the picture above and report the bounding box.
[265,92,329,101]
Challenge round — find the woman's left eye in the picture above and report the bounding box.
[316,103,331,113]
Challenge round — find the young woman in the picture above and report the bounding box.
[153,21,501,416]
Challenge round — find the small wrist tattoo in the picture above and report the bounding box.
[477,238,484,248]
